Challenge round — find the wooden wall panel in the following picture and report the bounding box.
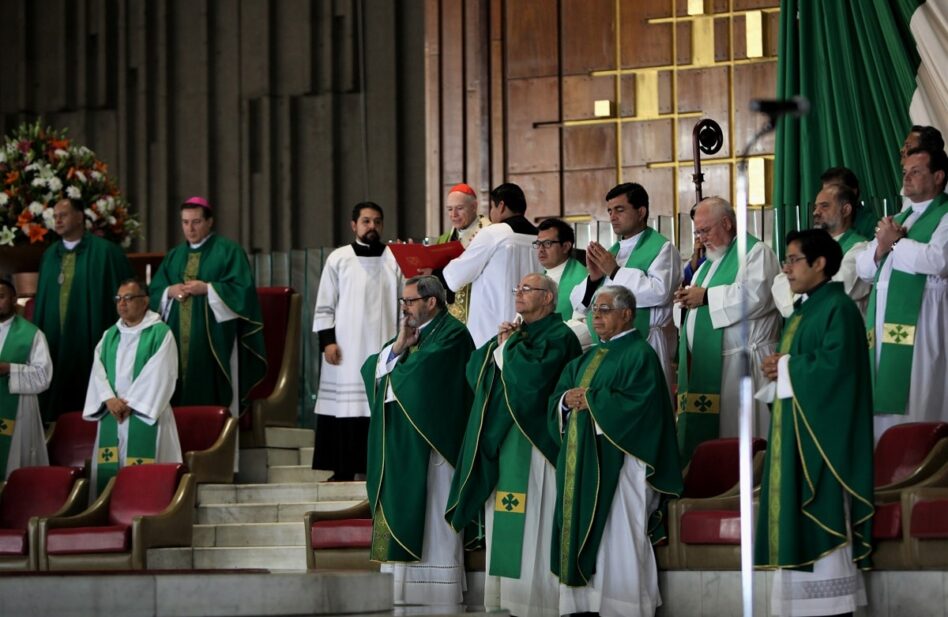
[620,1,673,69]
[562,0,614,75]
[506,77,560,174]
[564,125,616,171]
[506,0,559,79]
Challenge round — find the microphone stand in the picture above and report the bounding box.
[736,114,779,617]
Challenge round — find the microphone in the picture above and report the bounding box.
[749,96,810,118]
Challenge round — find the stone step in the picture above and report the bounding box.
[197,499,361,524]
[268,465,333,483]
[193,522,304,547]
[298,446,314,465]
[264,427,314,448]
[192,546,309,570]
[197,481,366,505]
[235,447,301,484]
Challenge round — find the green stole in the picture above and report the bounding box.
[148,234,267,409]
[551,258,588,322]
[676,235,759,464]
[0,317,38,478]
[550,331,683,586]
[363,310,475,562]
[755,282,874,570]
[585,227,668,342]
[95,322,169,494]
[866,193,948,414]
[836,228,868,254]
[445,313,581,577]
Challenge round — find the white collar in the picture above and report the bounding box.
[619,228,645,247]
[545,260,568,278]
[189,234,213,249]
[601,327,634,342]
[118,310,162,334]
[63,237,82,250]
[905,197,935,214]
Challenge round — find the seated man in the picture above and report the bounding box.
[447,272,582,617]
[757,229,873,616]
[363,275,475,607]
[84,278,181,497]
[550,285,682,617]
[0,278,53,479]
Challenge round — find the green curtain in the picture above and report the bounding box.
[772,0,924,258]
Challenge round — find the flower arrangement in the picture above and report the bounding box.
[0,119,141,248]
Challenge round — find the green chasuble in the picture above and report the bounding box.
[549,330,682,586]
[0,316,39,478]
[756,282,874,571]
[445,312,581,576]
[363,310,475,562]
[676,234,759,464]
[149,234,267,409]
[550,258,587,322]
[865,193,948,414]
[35,233,133,421]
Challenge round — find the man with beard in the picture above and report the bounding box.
[551,285,682,617]
[771,181,871,317]
[673,196,781,462]
[856,145,948,440]
[436,183,490,323]
[363,275,474,607]
[35,197,133,421]
[446,272,581,617]
[312,202,401,480]
[0,278,53,479]
[571,183,681,386]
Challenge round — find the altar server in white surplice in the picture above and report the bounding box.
[84,278,180,498]
[856,146,948,442]
[442,183,541,347]
[312,202,401,480]
[0,278,53,480]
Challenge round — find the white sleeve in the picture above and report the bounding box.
[707,243,780,329]
[8,331,53,395]
[375,343,400,378]
[836,241,872,301]
[207,284,240,323]
[566,315,594,350]
[570,278,593,313]
[443,227,499,292]
[890,216,948,277]
[607,242,682,308]
[123,332,179,424]
[770,272,796,318]
[776,354,794,399]
[83,338,115,418]
[158,287,172,320]
[313,254,339,333]
[855,240,880,282]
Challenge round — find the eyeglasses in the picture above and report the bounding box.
[694,219,722,238]
[591,304,619,315]
[512,285,549,295]
[398,296,430,306]
[532,240,564,249]
[114,294,147,303]
[782,255,807,267]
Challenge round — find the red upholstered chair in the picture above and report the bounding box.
[0,467,87,571]
[667,438,767,570]
[46,411,98,474]
[873,422,948,569]
[173,406,237,484]
[304,500,378,571]
[241,287,302,447]
[39,463,195,570]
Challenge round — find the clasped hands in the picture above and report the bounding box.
[673,285,707,310]
[874,217,907,259]
[563,387,589,411]
[105,397,133,423]
[761,352,786,381]
[168,280,209,302]
[584,242,619,281]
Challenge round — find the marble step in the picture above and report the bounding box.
[268,465,333,483]
[197,481,366,505]
[197,499,362,524]
[298,446,314,465]
[193,522,305,547]
[264,427,314,448]
[193,546,309,570]
[235,447,300,484]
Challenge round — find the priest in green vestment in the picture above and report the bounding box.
[35,197,133,422]
[550,285,682,617]
[535,218,591,350]
[756,229,874,616]
[446,272,581,617]
[363,274,475,606]
[149,197,266,419]
[84,278,182,498]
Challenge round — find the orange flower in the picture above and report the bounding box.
[66,167,76,179]
[28,224,48,244]
[4,171,18,184]
[95,160,108,174]
[17,210,33,227]
[50,138,70,150]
